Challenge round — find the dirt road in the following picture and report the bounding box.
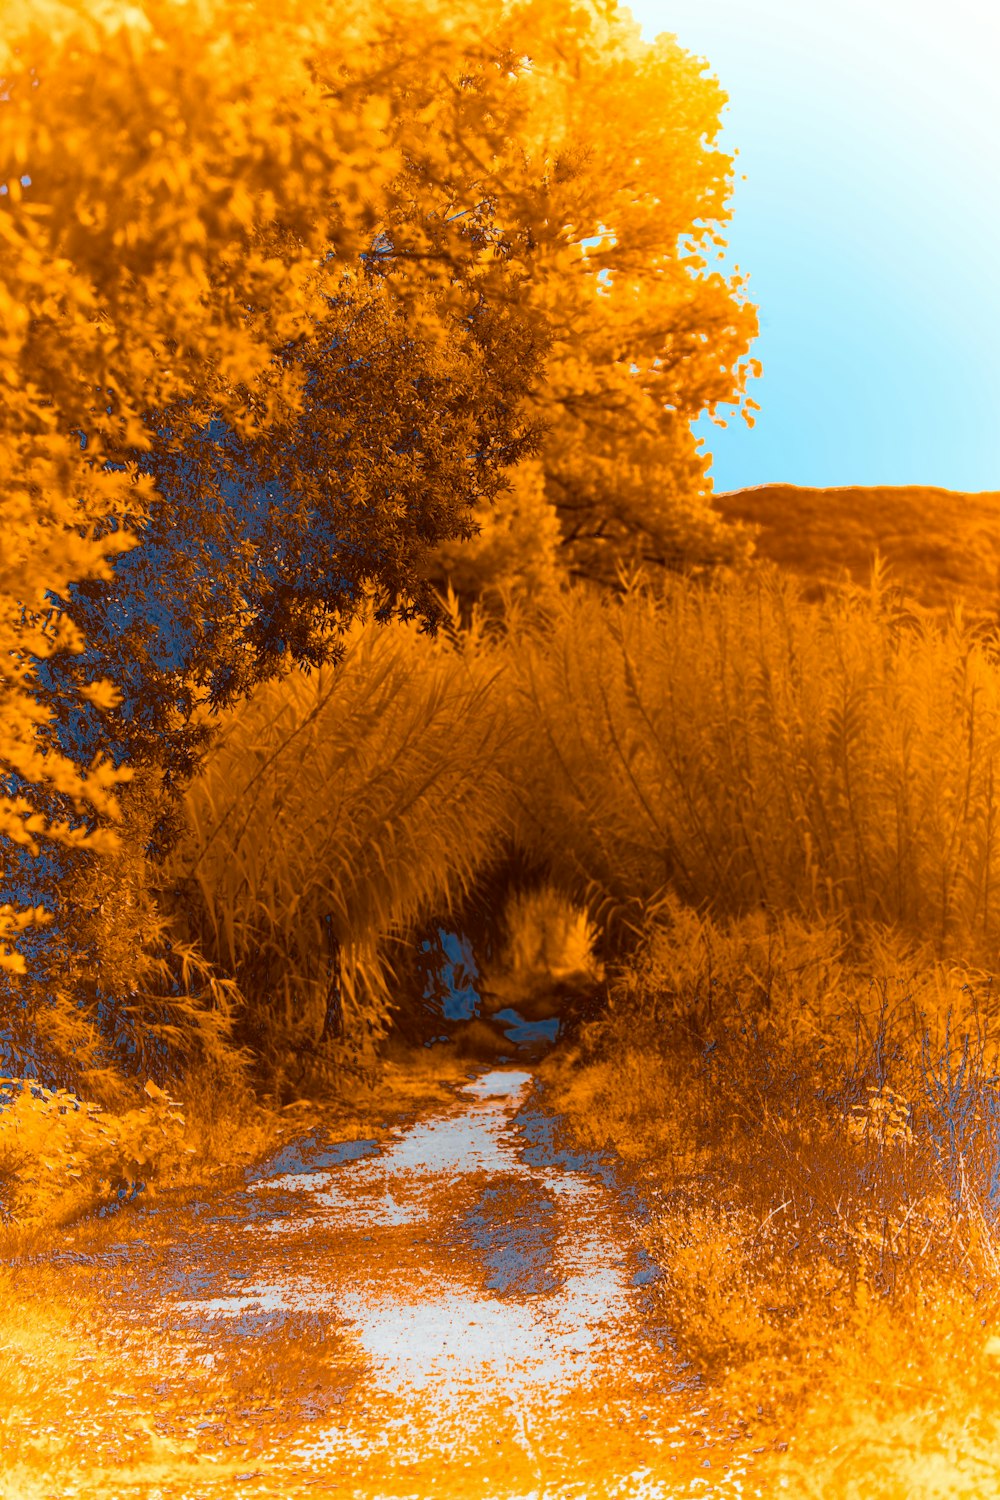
[6,1067,768,1499]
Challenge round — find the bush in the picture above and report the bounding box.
[153,604,521,1096]
[539,887,1000,1489]
[0,764,251,1110]
[0,1076,194,1228]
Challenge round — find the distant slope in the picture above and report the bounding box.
[710,484,1000,626]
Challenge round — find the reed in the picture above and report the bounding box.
[499,555,1000,978]
[154,596,519,1094]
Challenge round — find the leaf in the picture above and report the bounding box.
[78,679,124,713]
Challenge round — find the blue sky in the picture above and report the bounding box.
[620,0,1000,494]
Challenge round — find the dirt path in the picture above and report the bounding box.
[5,1067,769,1499]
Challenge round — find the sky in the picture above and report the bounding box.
[619,0,1000,495]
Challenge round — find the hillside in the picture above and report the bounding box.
[710,483,1000,627]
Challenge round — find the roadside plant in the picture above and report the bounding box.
[153,602,519,1094]
[0,1076,193,1228]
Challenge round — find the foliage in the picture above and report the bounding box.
[132,549,1000,1090]
[423,454,568,616]
[2,0,764,1022]
[0,1075,193,1226]
[2,0,764,1076]
[494,558,1000,974]
[24,245,550,829]
[539,892,1000,1496]
[0,762,251,1107]
[420,0,762,596]
[0,0,564,980]
[151,602,520,1096]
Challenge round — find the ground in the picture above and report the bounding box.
[0,1056,776,1500]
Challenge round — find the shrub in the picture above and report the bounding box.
[154,604,521,1096]
[0,764,251,1110]
[0,1076,195,1228]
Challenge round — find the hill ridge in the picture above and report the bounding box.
[710,482,1000,622]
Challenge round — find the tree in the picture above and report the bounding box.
[414,0,763,595]
[0,0,558,984]
[15,238,549,831]
[1,0,763,1016]
[426,453,567,614]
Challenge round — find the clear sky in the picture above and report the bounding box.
[619,0,1000,494]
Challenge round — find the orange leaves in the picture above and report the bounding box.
[395,0,762,590]
[0,0,762,972]
[0,0,441,965]
[77,680,124,714]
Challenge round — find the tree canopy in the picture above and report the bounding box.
[0,0,761,982]
[420,0,763,593]
[0,0,550,973]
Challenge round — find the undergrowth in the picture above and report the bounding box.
[0,1057,286,1250]
[8,550,1000,1500]
[538,889,1000,1496]
[150,593,520,1099]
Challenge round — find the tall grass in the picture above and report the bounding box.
[537,890,1000,1495]
[507,549,1000,1495]
[499,555,1000,977]
[141,552,1000,1092]
[152,597,520,1095]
